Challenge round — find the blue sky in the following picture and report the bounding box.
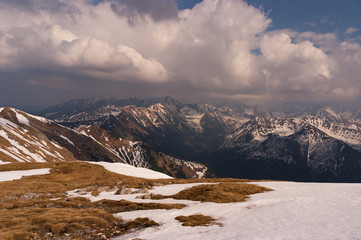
[0,0,361,110]
[179,0,361,39]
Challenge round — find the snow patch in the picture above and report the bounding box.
[0,117,19,129]
[0,168,50,182]
[14,111,30,126]
[27,113,49,123]
[60,135,75,146]
[90,162,172,179]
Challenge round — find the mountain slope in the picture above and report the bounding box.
[0,107,211,178]
[78,125,213,178]
[0,107,122,163]
[212,117,361,182]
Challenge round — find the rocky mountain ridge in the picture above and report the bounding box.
[0,107,212,179]
[36,96,361,182]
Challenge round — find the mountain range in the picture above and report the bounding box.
[2,96,361,181]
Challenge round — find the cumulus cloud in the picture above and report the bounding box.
[260,33,332,95]
[0,18,167,82]
[0,0,361,107]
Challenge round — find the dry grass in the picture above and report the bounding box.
[0,197,185,213]
[0,161,273,239]
[123,217,159,229]
[0,162,56,172]
[0,207,160,240]
[0,162,187,239]
[0,161,159,198]
[94,199,185,213]
[0,161,254,199]
[0,207,119,239]
[175,214,222,227]
[153,183,272,203]
[156,177,250,184]
[0,196,175,240]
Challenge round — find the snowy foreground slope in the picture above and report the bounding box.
[70,179,361,240]
[2,161,361,239]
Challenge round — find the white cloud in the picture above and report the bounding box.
[259,33,332,95]
[0,0,360,106]
[0,22,168,82]
[345,27,358,35]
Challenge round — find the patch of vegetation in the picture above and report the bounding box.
[0,207,121,239]
[0,196,176,239]
[153,183,272,203]
[175,214,222,227]
[95,199,185,213]
[123,217,159,229]
[0,162,185,239]
[158,177,250,184]
[0,206,161,239]
[0,162,56,172]
[0,197,184,239]
[0,162,252,199]
[0,162,158,198]
[0,197,185,213]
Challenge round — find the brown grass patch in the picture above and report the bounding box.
[123,217,159,229]
[154,183,272,203]
[0,161,190,239]
[0,161,253,199]
[175,214,222,227]
[95,199,185,213]
[0,197,183,239]
[0,207,119,239]
[0,161,160,198]
[156,177,250,184]
[0,162,55,172]
[0,201,164,239]
[0,197,185,213]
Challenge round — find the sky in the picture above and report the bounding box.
[0,0,360,111]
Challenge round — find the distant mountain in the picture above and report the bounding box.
[38,96,361,182]
[0,107,212,178]
[314,107,347,123]
[37,96,183,121]
[212,116,361,182]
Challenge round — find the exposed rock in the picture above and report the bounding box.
[133,188,149,194]
[115,186,132,195]
[20,192,38,200]
[136,193,152,199]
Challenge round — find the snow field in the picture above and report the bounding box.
[90,162,173,179]
[68,180,361,240]
[0,168,51,182]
